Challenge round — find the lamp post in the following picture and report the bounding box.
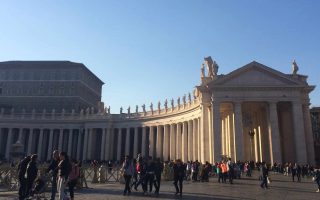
[248,130,255,161]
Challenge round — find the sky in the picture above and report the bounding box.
[0,0,319,113]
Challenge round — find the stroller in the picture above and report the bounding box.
[28,175,49,200]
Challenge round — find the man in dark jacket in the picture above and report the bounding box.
[57,152,71,200]
[173,159,186,197]
[260,162,268,189]
[46,150,59,200]
[26,154,38,197]
[18,155,31,200]
[154,158,163,195]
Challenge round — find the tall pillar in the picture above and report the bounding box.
[197,118,201,160]
[104,128,111,160]
[268,101,282,164]
[292,101,307,163]
[302,103,316,165]
[87,129,93,160]
[182,122,188,162]
[125,128,131,156]
[149,127,155,158]
[37,129,44,160]
[18,128,23,142]
[187,120,193,161]
[101,128,106,161]
[109,128,114,160]
[133,127,139,157]
[141,127,147,157]
[68,129,73,157]
[192,119,198,161]
[200,103,210,162]
[27,129,34,155]
[0,128,3,153]
[212,101,221,163]
[5,128,13,159]
[163,125,170,161]
[156,126,163,159]
[47,129,54,160]
[234,102,244,162]
[76,129,82,160]
[116,128,122,161]
[176,123,182,159]
[58,129,64,151]
[169,124,176,161]
[83,129,88,160]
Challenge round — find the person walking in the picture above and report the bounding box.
[25,154,38,198]
[154,157,163,195]
[68,159,80,200]
[57,152,71,200]
[292,163,297,182]
[17,155,31,200]
[260,162,269,189]
[121,155,134,195]
[173,159,186,197]
[46,150,60,200]
[144,156,155,195]
[314,169,320,192]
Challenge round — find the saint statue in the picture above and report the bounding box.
[142,104,146,113]
[127,106,131,114]
[108,106,110,114]
[164,99,168,110]
[158,101,161,111]
[120,106,123,114]
[150,103,153,112]
[201,64,205,78]
[136,105,139,113]
[292,59,299,75]
[182,94,186,105]
[204,56,218,77]
[171,98,174,108]
[177,97,181,106]
[188,93,192,102]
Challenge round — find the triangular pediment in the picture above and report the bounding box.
[207,61,303,88]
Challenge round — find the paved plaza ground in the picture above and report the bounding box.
[0,171,319,200]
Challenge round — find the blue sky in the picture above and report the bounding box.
[0,0,319,112]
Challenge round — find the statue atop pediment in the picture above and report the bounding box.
[292,59,299,75]
[204,56,219,77]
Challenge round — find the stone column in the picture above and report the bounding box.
[302,103,316,165]
[76,129,82,160]
[104,128,111,160]
[182,122,188,162]
[156,126,163,159]
[200,103,210,163]
[47,129,54,160]
[234,102,244,162]
[27,129,34,155]
[18,128,23,142]
[87,129,93,160]
[116,128,122,161]
[109,128,114,160]
[192,119,198,161]
[176,123,182,159]
[197,118,201,160]
[141,127,147,157]
[5,128,13,159]
[163,125,170,161]
[133,127,139,157]
[169,124,176,161]
[212,101,221,163]
[149,127,155,158]
[268,101,282,164]
[100,128,106,161]
[292,101,307,163]
[125,128,131,156]
[68,129,73,157]
[83,129,88,160]
[187,120,193,161]
[58,129,64,151]
[37,129,44,160]
[0,128,3,153]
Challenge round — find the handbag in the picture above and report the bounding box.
[267,177,271,184]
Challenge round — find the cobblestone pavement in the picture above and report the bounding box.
[1,171,319,200]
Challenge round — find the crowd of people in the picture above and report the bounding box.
[15,152,320,199]
[17,150,80,200]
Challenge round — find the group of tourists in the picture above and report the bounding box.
[17,150,80,200]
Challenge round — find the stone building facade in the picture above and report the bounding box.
[311,107,320,165]
[0,61,104,113]
[0,58,317,165]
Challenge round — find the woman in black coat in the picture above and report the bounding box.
[173,159,186,197]
[25,154,38,197]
